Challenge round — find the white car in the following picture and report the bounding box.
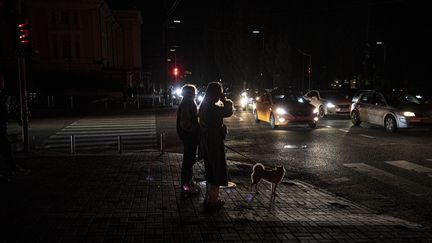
[351,91,432,132]
[304,90,351,118]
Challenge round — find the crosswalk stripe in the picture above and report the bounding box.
[385,160,432,175]
[43,115,157,152]
[57,130,156,135]
[343,163,431,196]
[339,129,349,133]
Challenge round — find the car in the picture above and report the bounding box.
[303,89,352,118]
[253,88,319,129]
[237,88,258,111]
[350,91,432,132]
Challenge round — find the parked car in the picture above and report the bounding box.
[253,88,319,129]
[304,90,352,118]
[350,91,432,132]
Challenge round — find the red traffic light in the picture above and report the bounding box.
[17,17,30,44]
[173,67,179,76]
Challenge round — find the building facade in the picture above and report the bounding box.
[0,0,143,97]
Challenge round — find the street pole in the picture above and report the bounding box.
[298,49,311,91]
[17,0,29,152]
[308,55,312,91]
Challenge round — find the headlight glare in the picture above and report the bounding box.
[326,102,335,108]
[402,111,415,117]
[276,107,287,115]
[313,108,319,114]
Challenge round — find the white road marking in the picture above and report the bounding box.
[343,163,430,196]
[359,134,375,139]
[43,115,157,152]
[385,160,432,175]
[339,129,349,133]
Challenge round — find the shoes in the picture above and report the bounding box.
[204,199,225,210]
[181,184,200,194]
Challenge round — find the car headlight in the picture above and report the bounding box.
[240,97,248,106]
[298,98,304,103]
[313,108,319,114]
[402,111,415,117]
[276,107,287,115]
[175,88,182,97]
[197,95,204,102]
[326,102,335,108]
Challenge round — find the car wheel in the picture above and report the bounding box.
[351,110,361,126]
[270,113,277,129]
[308,123,317,129]
[253,110,260,123]
[385,115,397,133]
[318,106,325,118]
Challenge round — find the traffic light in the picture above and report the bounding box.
[173,67,179,77]
[17,17,30,46]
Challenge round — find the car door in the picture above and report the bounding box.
[357,93,374,123]
[257,93,270,121]
[369,93,389,125]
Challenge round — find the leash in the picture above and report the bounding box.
[224,144,260,164]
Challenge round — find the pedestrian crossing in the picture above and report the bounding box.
[344,159,432,196]
[43,115,157,153]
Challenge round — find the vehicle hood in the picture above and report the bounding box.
[275,101,315,110]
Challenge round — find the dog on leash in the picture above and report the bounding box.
[250,163,285,198]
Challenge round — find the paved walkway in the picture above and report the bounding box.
[1,152,431,242]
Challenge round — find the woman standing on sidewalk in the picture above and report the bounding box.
[176,84,200,194]
[198,82,233,209]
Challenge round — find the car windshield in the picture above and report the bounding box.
[386,93,425,105]
[272,92,303,103]
[319,91,350,100]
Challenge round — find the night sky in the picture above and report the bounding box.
[107,0,431,90]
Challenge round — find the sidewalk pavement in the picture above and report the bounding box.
[1,152,432,242]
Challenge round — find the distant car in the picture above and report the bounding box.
[303,90,352,118]
[350,91,432,132]
[253,88,319,129]
[236,89,258,111]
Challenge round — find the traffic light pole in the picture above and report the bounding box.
[17,0,29,152]
[17,48,29,152]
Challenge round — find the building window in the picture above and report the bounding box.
[62,40,71,59]
[73,12,78,25]
[75,40,80,58]
[60,11,69,24]
[53,39,58,58]
[51,11,56,24]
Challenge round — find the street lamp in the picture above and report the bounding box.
[376,41,386,65]
[252,29,265,88]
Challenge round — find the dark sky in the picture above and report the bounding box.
[107,0,431,89]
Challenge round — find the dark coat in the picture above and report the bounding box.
[176,97,200,142]
[198,99,233,186]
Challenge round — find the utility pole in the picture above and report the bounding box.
[17,0,29,152]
